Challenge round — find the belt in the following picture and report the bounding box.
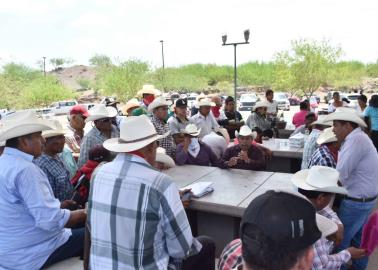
[344,195,378,203]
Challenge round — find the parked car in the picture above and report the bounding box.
[238,93,259,111]
[274,92,290,111]
[288,96,301,106]
[346,94,360,108]
[187,93,198,108]
[49,100,78,115]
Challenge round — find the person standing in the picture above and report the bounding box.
[364,94,378,151]
[66,105,89,154]
[265,89,278,118]
[222,96,244,139]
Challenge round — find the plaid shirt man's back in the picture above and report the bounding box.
[150,115,176,158]
[88,153,200,269]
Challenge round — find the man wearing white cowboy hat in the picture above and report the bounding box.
[0,111,86,269]
[78,104,119,167]
[292,166,367,269]
[324,109,378,270]
[308,127,339,168]
[88,115,215,269]
[245,101,274,138]
[149,96,176,157]
[190,98,220,139]
[220,125,266,171]
[34,120,75,203]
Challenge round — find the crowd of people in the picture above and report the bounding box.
[0,84,378,270]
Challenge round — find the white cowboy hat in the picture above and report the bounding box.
[197,98,215,107]
[137,84,159,96]
[148,96,172,112]
[42,120,68,139]
[253,101,270,111]
[323,110,367,128]
[311,116,331,127]
[316,127,337,145]
[0,110,52,142]
[182,124,201,137]
[316,214,338,238]
[291,166,348,195]
[85,104,118,122]
[156,147,175,168]
[121,99,140,116]
[235,125,257,139]
[103,115,169,152]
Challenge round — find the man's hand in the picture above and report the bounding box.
[61,200,79,210]
[179,189,192,209]
[238,151,250,163]
[227,157,239,167]
[182,137,191,152]
[347,247,366,259]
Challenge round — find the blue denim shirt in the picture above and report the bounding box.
[0,147,71,270]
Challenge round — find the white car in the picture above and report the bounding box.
[50,100,78,115]
[274,92,290,111]
[239,93,259,111]
[187,93,198,108]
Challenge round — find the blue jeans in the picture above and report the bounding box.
[41,227,85,269]
[338,198,376,270]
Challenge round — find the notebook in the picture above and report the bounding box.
[181,182,214,198]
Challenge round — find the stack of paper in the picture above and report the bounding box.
[181,182,214,198]
[289,133,305,148]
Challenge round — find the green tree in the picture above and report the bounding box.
[50,58,74,70]
[89,54,112,67]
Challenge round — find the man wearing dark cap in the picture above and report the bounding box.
[168,98,192,145]
[219,190,336,270]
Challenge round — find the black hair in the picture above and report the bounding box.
[242,224,310,270]
[333,92,340,98]
[225,96,235,105]
[369,95,378,108]
[358,94,367,104]
[265,89,274,97]
[298,188,333,199]
[300,100,308,110]
[342,97,350,104]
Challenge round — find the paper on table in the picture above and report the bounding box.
[181,182,214,198]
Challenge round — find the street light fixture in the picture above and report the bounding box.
[222,29,250,104]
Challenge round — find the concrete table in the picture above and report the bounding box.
[165,165,218,188]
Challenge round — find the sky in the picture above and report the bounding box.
[0,0,377,71]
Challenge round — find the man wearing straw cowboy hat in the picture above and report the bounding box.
[138,84,159,110]
[245,101,274,138]
[78,104,119,167]
[0,111,86,269]
[324,109,378,270]
[190,98,220,139]
[88,115,215,269]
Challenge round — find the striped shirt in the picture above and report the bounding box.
[151,115,176,158]
[88,153,201,269]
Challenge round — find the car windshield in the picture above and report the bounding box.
[275,94,287,99]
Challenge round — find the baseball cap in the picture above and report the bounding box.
[240,190,333,254]
[70,105,89,118]
[175,98,188,108]
[88,145,110,162]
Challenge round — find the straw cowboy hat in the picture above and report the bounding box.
[85,104,118,123]
[316,127,337,145]
[156,147,175,168]
[42,120,68,139]
[0,110,52,142]
[323,110,367,128]
[121,99,140,115]
[235,125,257,140]
[182,124,201,137]
[253,101,270,111]
[148,96,172,112]
[137,84,159,96]
[291,166,348,195]
[103,115,169,152]
[197,98,216,107]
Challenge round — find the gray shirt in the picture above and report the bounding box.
[167,116,191,135]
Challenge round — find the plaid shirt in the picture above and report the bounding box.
[151,114,176,157]
[34,153,73,201]
[88,153,201,269]
[218,239,243,270]
[312,207,351,270]
[309,144,337,168]
[301,129,321,169]
[78,125,119,168]
[245,112,272,131]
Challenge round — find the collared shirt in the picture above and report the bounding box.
[308,144,337,168]
[0,147,71,270]
[220,144,266,171]
[34,153,73,201]
[190,112,220,139]
[176,142,219,167]
[151,114,176,157]
[337,128,378,198]
[218,238,243,270]
[202,132,228,159]
[167,115,191,135]
[312,207,351,270]
[301,129,322,169]
[66,125,82,153]
[364,106,378,131]
[266,100,278,114]
[88,153,201,269]
[78,125,119,168]
[245,112,272,131]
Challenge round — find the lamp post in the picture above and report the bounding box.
[222,29,250,104]
[160,40,165,90]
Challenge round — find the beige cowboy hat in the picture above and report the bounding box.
[0,110,52,142]
[235,125,257,140]
[42,120,68,139]
[148,96,172,112]
[182,124,201,137]
[253,101,270,111]
[291,166,348,195]
[197,98,216,107]
[85,104,118,122]
[156,147,175,168]
[103,115,169,152]
[121,99,140,116]
[316,127,337,145]
[323,110,367,128]
[137,84,159,96]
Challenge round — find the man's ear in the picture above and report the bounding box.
[294,247,314,270]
